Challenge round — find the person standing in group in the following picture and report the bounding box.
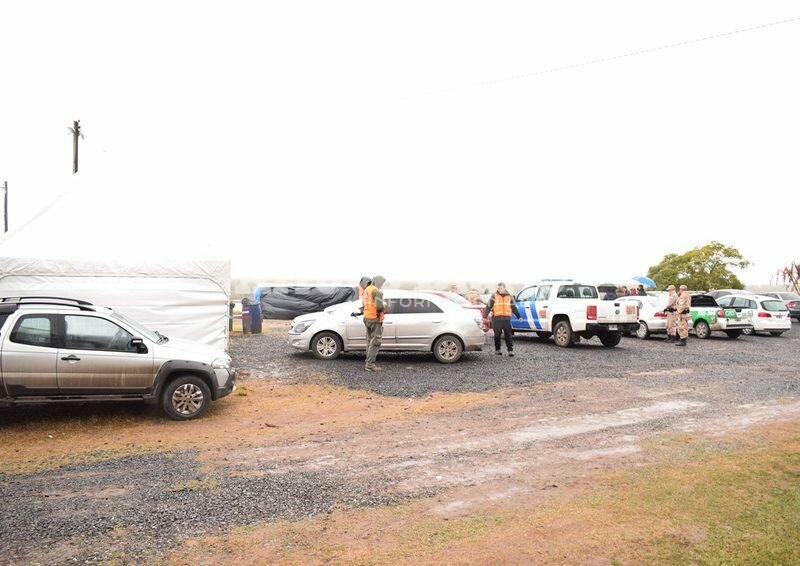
[664,284,678,341]
[675,284,691,347]
[358,276,371,301]
[361,275,387,371]
[483,282,521,356]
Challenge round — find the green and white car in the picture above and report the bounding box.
[690,293,753,339]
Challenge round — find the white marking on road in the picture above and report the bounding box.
[508,400,706,443]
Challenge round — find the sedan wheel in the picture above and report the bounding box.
[694,320,710,339]
[312,332,342,360]
[433,335,463,363]
[636,321,650,340]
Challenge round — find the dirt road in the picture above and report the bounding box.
[1,324,798,563]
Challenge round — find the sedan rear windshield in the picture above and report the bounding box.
[779,293,800,301]
[556,285,598,299]
[762,300,789,312]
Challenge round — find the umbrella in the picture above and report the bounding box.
[633,276,656,288]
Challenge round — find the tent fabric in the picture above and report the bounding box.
[257,285,358,320]
[0,175,231,350]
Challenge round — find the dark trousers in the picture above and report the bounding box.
[492,317,514,352]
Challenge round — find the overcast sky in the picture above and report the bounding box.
[1,2,798,285]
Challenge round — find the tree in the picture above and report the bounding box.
[647,241,750,291]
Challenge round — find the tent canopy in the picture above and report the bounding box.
[0,175,231,350]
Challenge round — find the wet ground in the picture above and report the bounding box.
[1,324,798,563]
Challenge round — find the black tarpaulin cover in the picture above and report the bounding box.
[258,285,358,320]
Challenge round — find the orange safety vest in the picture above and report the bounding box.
[363,285,384,321]
[492,292,512,317]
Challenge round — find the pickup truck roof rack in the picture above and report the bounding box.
[1,297,96,311]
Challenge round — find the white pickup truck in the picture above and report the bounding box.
[510,280,640,347]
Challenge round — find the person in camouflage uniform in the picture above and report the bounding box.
[664,284,678,341]
[675,284,691,347]
[362,275,387,371]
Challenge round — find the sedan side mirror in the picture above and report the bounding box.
[130,337,148,353]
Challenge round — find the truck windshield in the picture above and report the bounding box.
[110,312,162,343]
[556,285,598,299]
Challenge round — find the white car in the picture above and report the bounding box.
[716,294,792,336]
[615,295,669,339]
[287,290,485,363]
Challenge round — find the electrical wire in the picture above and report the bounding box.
[399,15,800,100]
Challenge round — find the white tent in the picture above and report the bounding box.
[0,175,231,350]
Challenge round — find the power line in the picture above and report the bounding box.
[399,15,800,100]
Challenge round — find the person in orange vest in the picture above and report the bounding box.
[483,282,521,356]
[357,275,387,371]
[358,276,371,302]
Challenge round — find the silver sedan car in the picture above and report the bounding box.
[616,294,669,339]
[288,290,486,363]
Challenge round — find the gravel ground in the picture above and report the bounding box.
[232,323,800,399]
[1,323,798,563]
[0,450,425,564]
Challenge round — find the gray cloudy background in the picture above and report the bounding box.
[1,2,798,283]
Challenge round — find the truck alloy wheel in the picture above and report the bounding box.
[553,321,573,347]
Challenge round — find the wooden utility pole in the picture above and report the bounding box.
[69,120,82,174]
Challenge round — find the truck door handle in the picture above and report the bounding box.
[61,355,81,362]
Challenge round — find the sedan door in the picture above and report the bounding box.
[344,307,396,350]
[56,314,154,394]
[393,298,445,348]
[0,314,59,396]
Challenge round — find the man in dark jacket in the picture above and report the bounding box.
[483,282,521,356]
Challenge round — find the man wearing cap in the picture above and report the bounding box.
[664,284,678,341]
[675,284,691,347]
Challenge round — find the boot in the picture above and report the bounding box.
[675,338,687,347]
[665,334,675,342]
[508,351,515,357]
[495,350,503,356]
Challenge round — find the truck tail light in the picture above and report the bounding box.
[758,312,772,318]
[626,305,637,316]
[587,305,597,320]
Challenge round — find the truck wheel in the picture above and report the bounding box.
[725,330,742,339]
[600,332,622,347]
[694,320,711,339]
[742,327,754,335]
[769,331,784,337]
[553,320,573,347]
[636,322,650,340]
[433,334,463,363]
[161,375,211,421]
[312,331,342,360]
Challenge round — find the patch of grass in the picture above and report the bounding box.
[168,477,219,493]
